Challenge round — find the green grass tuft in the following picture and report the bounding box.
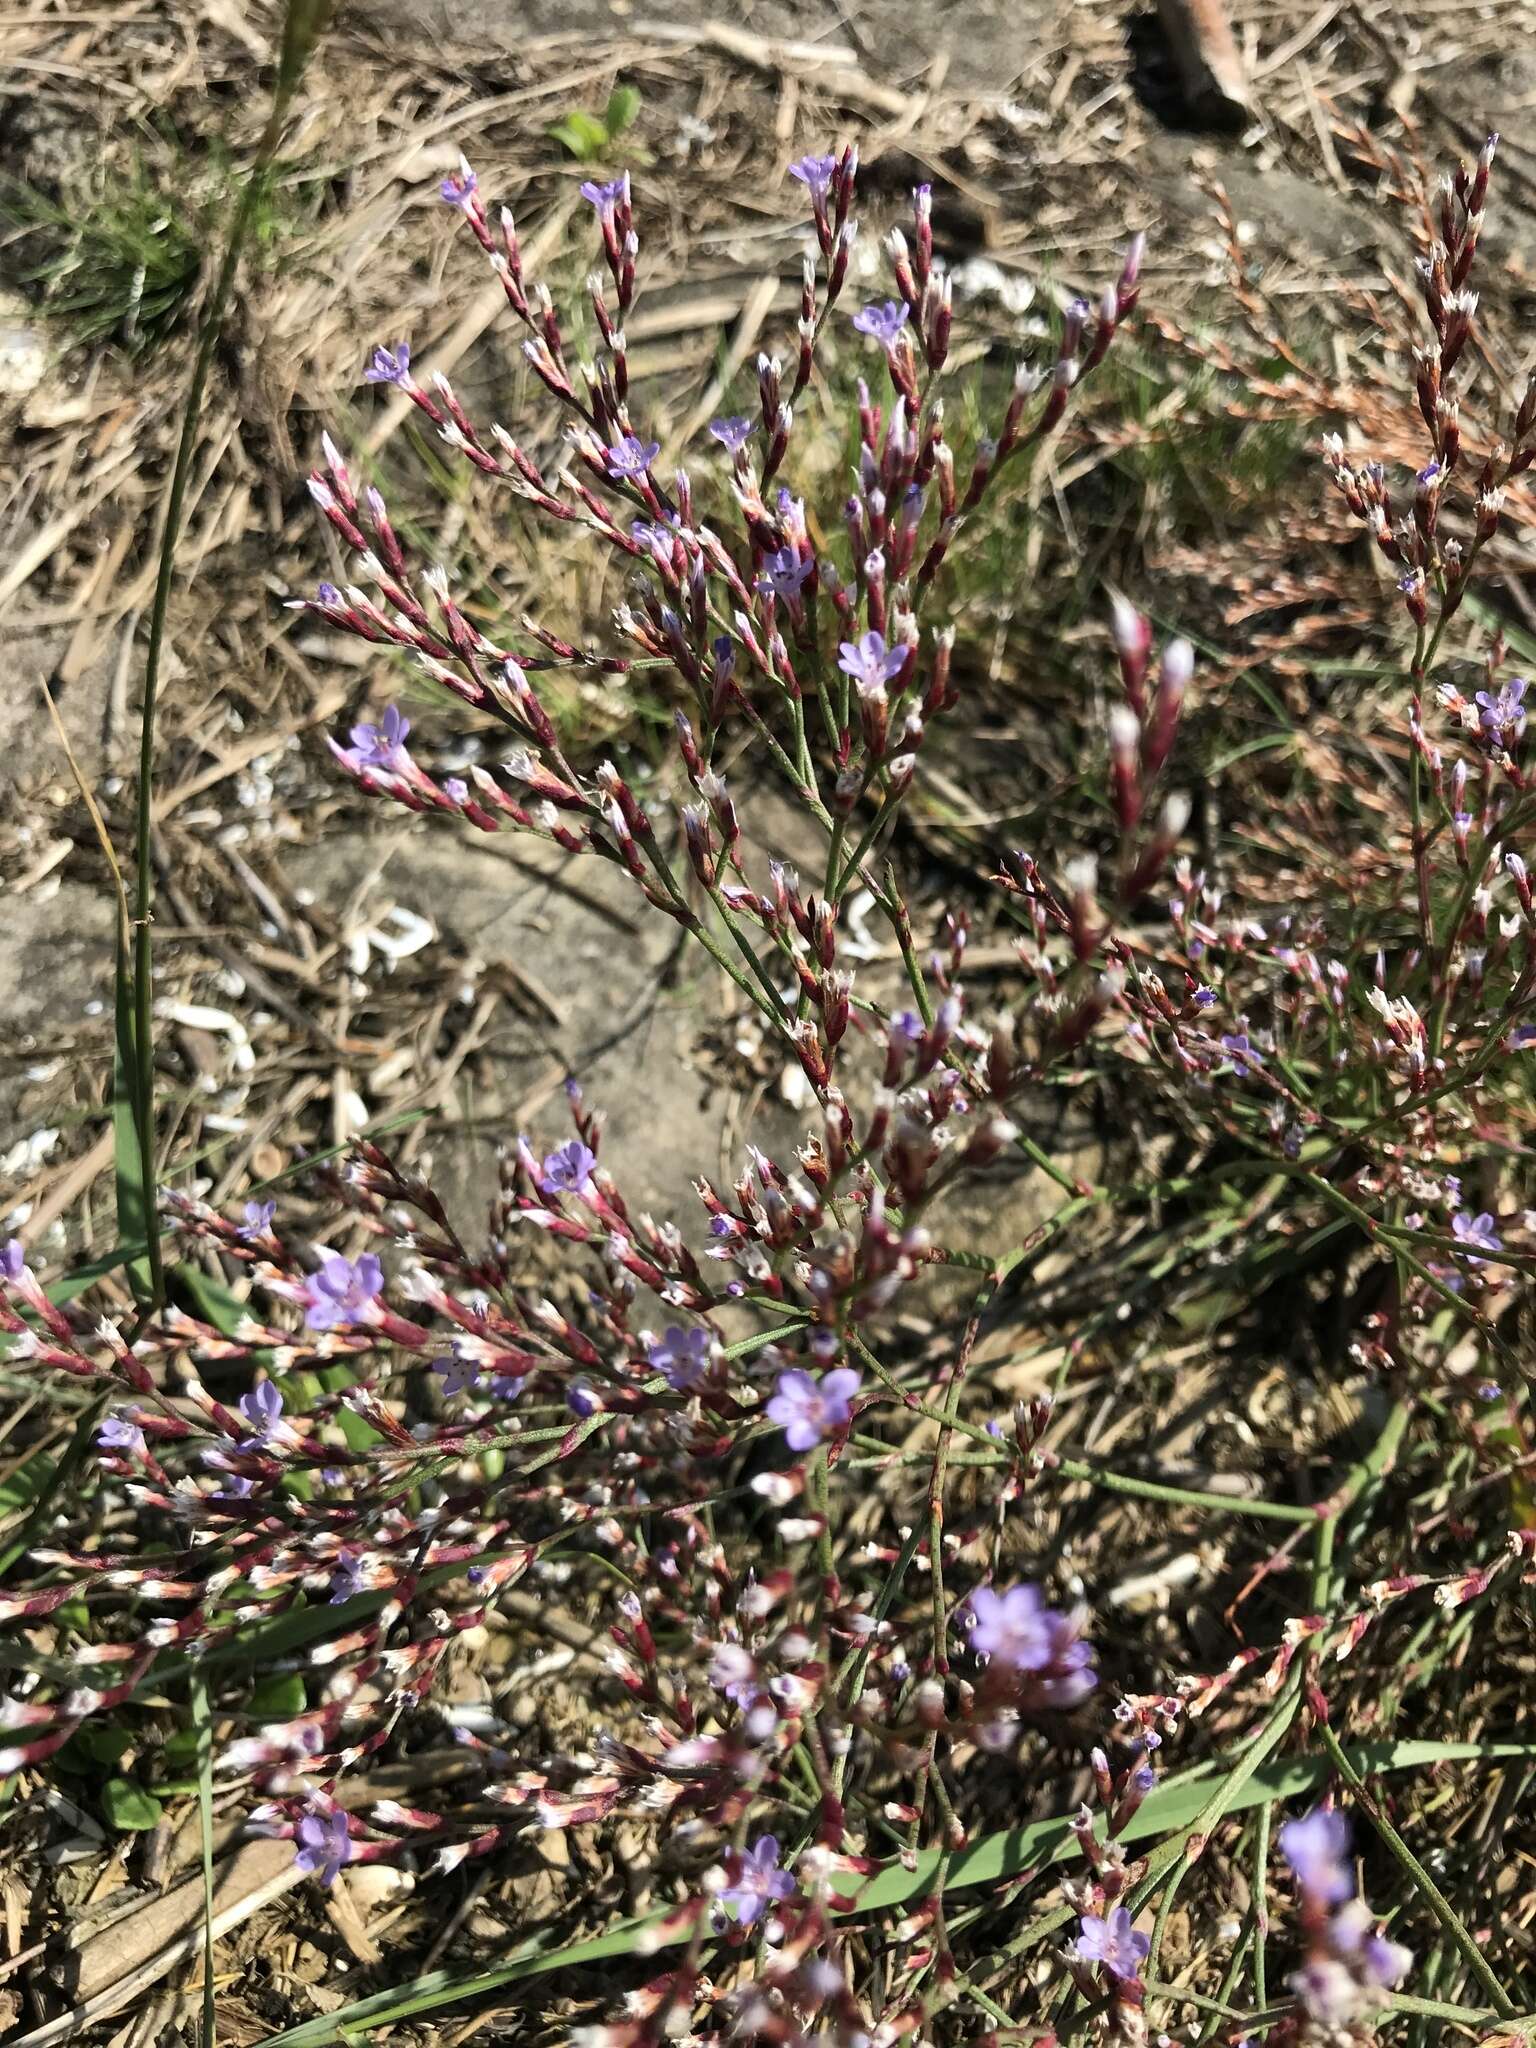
[1,142,308,357]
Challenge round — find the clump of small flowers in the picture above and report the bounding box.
[967,1582,1097,1722]
[0,142,1156,2039]
[7,120,1533,2048]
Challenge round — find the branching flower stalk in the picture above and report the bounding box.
[3,131,1535,2048]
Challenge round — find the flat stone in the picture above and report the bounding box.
[370,0,1051,97]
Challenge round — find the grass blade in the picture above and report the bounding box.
[128,0,333,1309]
[192,1675,218,2048]
[113,933,156,1304]
[32,673,158,1303]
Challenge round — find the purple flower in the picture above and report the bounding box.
[316,582,342,608]
[433,1353,480,1397]
[1280,1805,1353,1906]
[216,1473,255,1500]
[709,415,757,453]
[363,342,412,387]
[304,1252,385,1332]
[851,300,910,347]
[336,704,411,777]
[631,518,677,555]
[788,153,838,202]
[760,547,814,600]
[605,434,660,480]
[540,1140,597,1197]
[97,1412,145,1456]
[709,1641,758,1706]
[719,1835,795,1926]
[439,162,479,210]
[1192,986,1217,1008]
[967,1584,1050,1668]
[294,1809,352,1887]
[765,1367,860,1452]
[1360,1931,1413,1988]
[966,1584,1096,1705]
[648,1325,712,1391]
[1220,1031,1260,1074]
[891,1010,924,1043]
[579,174,629,220]
[1451,1210,1501,1263]
[238,1380,284,1440]
[242,1198,276,1237]
[1,1240,26,1282]
[1475,676,1527,752]
[1074,1907,1150,1982]
[837,630,907,696]
[328,1555,369,1605]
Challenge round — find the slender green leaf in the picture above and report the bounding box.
[1461,590,1536,668]
[11,1107,425,1329]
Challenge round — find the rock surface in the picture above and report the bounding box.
[369,0,1052,96]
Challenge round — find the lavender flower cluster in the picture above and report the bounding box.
[5,129,1531,2045]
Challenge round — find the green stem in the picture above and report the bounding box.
[1252,1799,1272,2011]
[1051,1457,1319,1525]
[832,778,901,898]
[881,867,934,1023]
